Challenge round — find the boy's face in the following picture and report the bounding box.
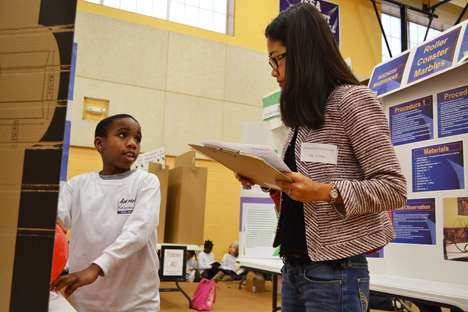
[95,117,142,175]
[204,246,212,253]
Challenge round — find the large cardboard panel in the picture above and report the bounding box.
[165,153,207,245]
[148,162,169,244]
[174,150,196,168]
[0,0,77,310]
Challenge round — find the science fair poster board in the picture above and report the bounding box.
[369,19,468,291]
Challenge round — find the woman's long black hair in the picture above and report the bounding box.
[265,3,359,129]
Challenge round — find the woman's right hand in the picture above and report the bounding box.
[235,173,255,190]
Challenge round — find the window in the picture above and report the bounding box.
[409,22,441,49]
[381,13,442,62]
[83,0,234,35]
[381,14,402,62]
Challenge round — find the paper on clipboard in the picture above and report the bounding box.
[189,142,292,191]
[200,140,291,172]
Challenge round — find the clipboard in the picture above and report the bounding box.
[189,144,293,191]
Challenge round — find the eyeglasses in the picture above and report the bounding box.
[269,52,286,70]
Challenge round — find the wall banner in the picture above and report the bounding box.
[280,0,340,48]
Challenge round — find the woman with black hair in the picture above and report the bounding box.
[236,3,407,311]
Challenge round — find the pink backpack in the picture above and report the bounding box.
[191,278,219,311]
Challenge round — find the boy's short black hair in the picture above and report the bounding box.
[95,114,138,138]
[204,240,213,248]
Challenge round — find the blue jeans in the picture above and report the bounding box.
[281,253,370,312]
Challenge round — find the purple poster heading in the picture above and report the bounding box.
[408,27,461,84]
[458,26,468,62]
[438,85,468,138]
[390,95,433,146]
[370,52,409,96]
[391,198,436,245]
[280,0,340,47]
[412,141,464,192]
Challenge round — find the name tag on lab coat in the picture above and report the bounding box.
[300,143,337,165]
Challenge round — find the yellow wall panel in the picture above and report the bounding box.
[77,0,385,76]
[77,0,278,54]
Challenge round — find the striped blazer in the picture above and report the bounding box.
[273,84,407,261]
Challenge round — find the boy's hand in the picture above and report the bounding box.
[56,218,67,234]
[50,264,103,298]
[211,263,220,269]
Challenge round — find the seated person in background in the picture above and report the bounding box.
[186,250,200,282]
[197,240,220,279]
[214,243,247,281]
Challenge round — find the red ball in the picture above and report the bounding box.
[51,224,69,282]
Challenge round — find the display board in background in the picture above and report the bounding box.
[240,197,279,258]
[134,146,166,171]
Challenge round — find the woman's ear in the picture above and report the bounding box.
[94,137,103,153]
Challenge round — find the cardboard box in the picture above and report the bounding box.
[147,162,169,244]
[0,0,77,310]
[164,151,207,245]
[245,272,265,293]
